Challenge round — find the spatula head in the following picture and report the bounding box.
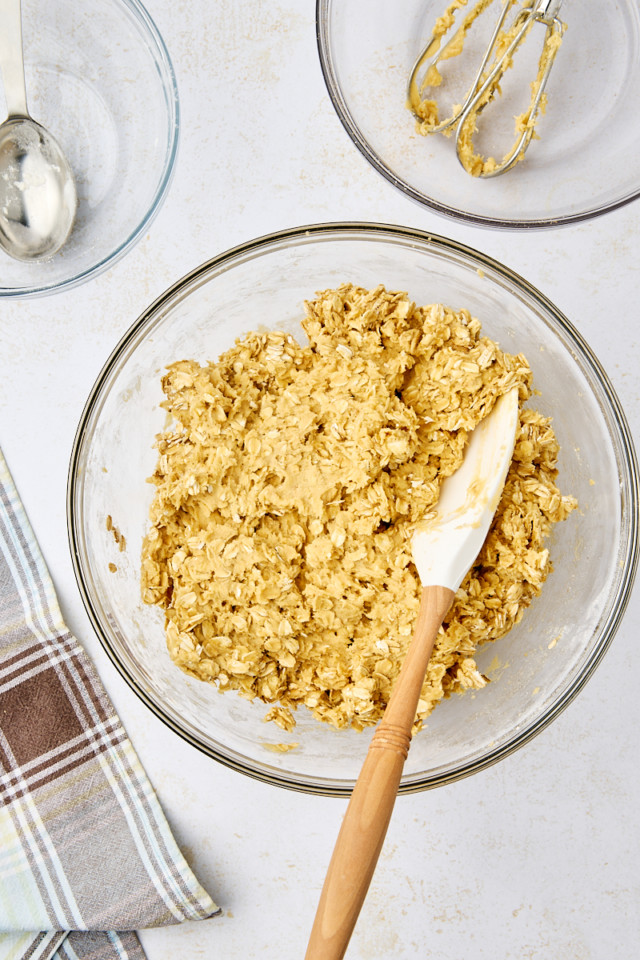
[412,388,519,591]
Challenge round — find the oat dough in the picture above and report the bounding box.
[141,284,576,732]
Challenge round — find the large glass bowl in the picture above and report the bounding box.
[68,223,638,796]
[316,0,640,228]
[0,0,178,299]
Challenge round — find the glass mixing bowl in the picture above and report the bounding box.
[316,0,640,228]
[0,0,178,298]
[68,223,638,795]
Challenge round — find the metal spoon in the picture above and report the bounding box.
[0,0,76,262]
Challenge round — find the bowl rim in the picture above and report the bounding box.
[0,0,180,300]
[67,221,640,795]
[314,0,640,231]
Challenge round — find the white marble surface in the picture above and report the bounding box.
[1,1,639,957]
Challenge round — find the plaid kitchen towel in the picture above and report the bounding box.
[0,447,219,960]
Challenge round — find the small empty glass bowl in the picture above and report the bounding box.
[0,0,178,298]
[68,223,638,795]
[316,0,640,228]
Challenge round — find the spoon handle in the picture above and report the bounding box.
[304,584,455,960]
[0,0,28,118]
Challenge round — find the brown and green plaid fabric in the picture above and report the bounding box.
[0,448,219,960]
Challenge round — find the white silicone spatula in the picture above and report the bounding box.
[305,387,520,960]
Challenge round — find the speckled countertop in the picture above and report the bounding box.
[1,2,638,958]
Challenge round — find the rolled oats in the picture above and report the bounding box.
[141,284,576,731]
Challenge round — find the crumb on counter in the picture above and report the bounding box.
[141,283,576,732]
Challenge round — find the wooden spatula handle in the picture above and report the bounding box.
[304,584,455,960]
